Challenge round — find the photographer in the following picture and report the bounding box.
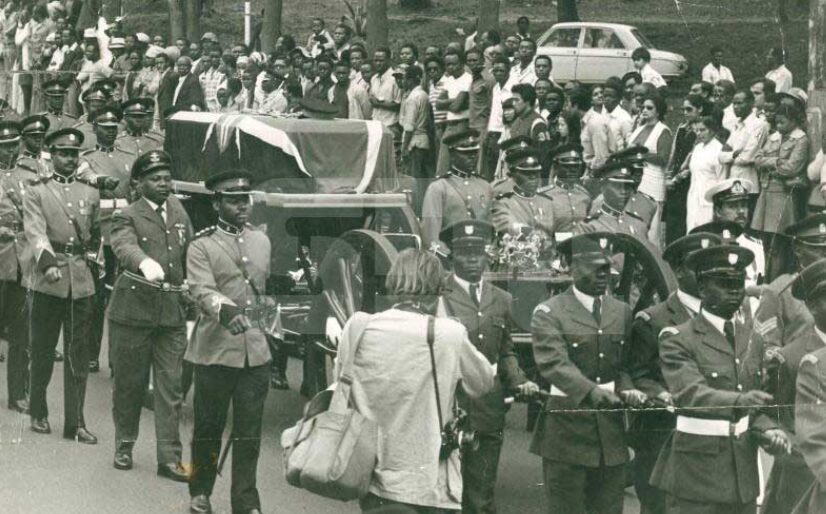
[334,248,495,513]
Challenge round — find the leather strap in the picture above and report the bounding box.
[426,316,445,433]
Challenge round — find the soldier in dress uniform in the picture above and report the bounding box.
[614,146,658,231]
[530,232,646,514]
[436,219,538,514]
[491,147,555,239]
[186,170,273,514]
[541,143,592,236]
[628,232,723,514]
[651,244,791,514]
[74,85,110,150]
[22,128,100,444]
[117,98,164,156]
[77,105,136,372]
[793,258,826,514]
[0,120,31,413]
[421,129,493,256]
[579,160,648,240]
[42,79,78,132]
[19,114,50,174]
[491,134,532,194]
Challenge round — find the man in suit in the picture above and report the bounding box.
[156,55,178,129]
[491,147,556,240]
[540,143,592,235]
[172,56,206,113]
[108,150,193,481]
[531,232,646,514]
[793,258,826,514]
[186,170,272,514]
[628,232,723,514]
[22,128,100,443]
[0,121,31,413]
[651,244,791,514]
[437,219,538,514]
[421,129,493,256]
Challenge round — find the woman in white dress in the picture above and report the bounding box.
[680,116,725,230]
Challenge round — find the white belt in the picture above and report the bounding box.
[550,381,615,397]
[676,415,749,437]
[99,198,130,209]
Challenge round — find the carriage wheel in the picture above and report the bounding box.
[612,233,677,313]
[318,229,400,326]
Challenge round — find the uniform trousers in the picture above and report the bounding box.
[633,445,666,514]
[0,278,29,406]
[189,362,269,514]
[110,320,187,464]
[29,292,93,433]
[665,495,756,514]
[90,246,116,365]
[461,431,504,514]
[542,458,625,514]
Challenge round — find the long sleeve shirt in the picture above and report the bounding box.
[719,111,770,187]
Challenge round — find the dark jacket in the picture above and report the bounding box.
[107,196,193,327]
[171,73,206,112]
[529,287,633,467]
[793,345,826,514]
[156,69,178,122]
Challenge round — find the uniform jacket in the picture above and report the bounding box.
[751,128,809,234]
[22,172,100,299]
[529,287,633,467]
[491,189,555,238]
[580,205,648,240]
[651,313,777,504]
[541,181,591,233]
[78,145,137,241]
[72,118,97,150]
[793,346,826,514]
[0,165,35,283]
[185,224,272,368]
[45,111,78,132]
[754,273,814,352]
[420,172,493,253]
[107,196,194,327]
[438,275,526,432]
[116,131,163,156]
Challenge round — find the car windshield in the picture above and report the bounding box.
[631,29,655,49]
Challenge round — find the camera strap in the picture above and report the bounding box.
[426,315,445,433]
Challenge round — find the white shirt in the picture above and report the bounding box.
[572,285,602,314]
[172,74,188,106]
[701,63,735,85]
[640,63,667,88]
[719,111,769,187]
[766,65,793,93]
[701,308,734,338]
[143,197,167,223]
[487,81,512,132]
[676,289,701,315]
[443,72,472,121]
[505,61,537,89]
[604,105,634,150]
[722,104,738,134]
[452,275,483,304]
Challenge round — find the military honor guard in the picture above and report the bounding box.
[651,244,791,514]
[117,98,164,156]
[491,134,532,193]
[793,259,826,514]
[186,170,273,514]
[74,85,111,150]
[42,79,78,132]
[530,232,646,514]
[18,114,50,175]
[421,129,493,255]
[108,150,193,481]
[437,219,538,513]
[0,121,30,413]
[491,147,556,239]
[22,128,100,443]
[579,160,649,240]
[628,232,723,514]
[541,143,592,235]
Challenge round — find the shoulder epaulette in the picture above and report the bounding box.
[27,176,49,186]
[533,303,550,315]
[635,311,651,322]
[195,226,216,238]
[801,353,819,366]
[583,212,600,222]
[658,326,680,339]
[574,184,592,196]
[625,210,644,222]
[537,184,554,193]
[80,148,95,156]
[115,145,135,155]
[17,161,38,173]
[495,191,514,200]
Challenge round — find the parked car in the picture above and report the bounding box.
[536,22,688,84]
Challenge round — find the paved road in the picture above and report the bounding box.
[0,352,644,514]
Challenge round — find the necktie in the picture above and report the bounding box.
[592,297,602,326]
[469,283,479,307]
[156,204,165,223]
[724,320,735,348]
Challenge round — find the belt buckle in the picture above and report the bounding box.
[161,282,171,292]
[64,241,75,254]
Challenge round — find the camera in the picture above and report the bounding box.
[439,408,479,460]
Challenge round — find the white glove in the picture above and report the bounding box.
[325,316,342,348]
[139,258,165,282]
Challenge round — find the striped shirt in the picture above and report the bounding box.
[428,76,448,125]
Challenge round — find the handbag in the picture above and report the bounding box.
[280,311,378,501]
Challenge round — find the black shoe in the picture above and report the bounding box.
[114,451,133,470]
[54,351,63,362]
[158,462,189,483]
[270,370,289,390]
[89,360,100,372]
[65,427,98,444]
[9,398,29,413]
[31,417,51,434]
[189,494,211,513]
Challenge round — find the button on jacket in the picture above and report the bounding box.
[23,173,100,299]
[107,196,193,327]
[185,224,272,368]
[530,287,633,467]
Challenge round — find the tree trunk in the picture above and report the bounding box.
[478,0,499,35]
[557,0,580,23]
[366,0,388,52]
[809,0,826,205]
[184,0,200,42]
[168,0,185,42]
[260,0,283,53]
